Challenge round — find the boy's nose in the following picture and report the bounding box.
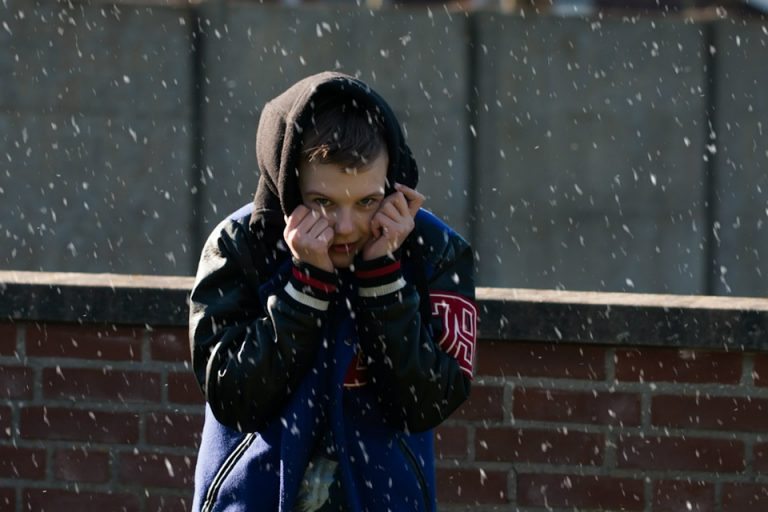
[333,208,355,235]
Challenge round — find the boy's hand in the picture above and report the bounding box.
[362,183,425,261]
[284,205,334,272]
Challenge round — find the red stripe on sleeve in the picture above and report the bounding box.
[355,261,401,280]
[292,267,337,293]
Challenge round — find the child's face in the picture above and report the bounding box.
[298,150,389,268]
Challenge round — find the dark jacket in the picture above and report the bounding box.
[190,72,477,512]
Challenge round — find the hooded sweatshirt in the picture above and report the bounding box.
[190,72,477,512]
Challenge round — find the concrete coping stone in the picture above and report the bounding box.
[1,271,767,352]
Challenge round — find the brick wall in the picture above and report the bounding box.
[0,322,201,512]
[1,273,768,511]
[436,342,768,511]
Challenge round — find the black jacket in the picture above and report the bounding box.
[190,203,476,433]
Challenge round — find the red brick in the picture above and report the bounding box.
[20,406,139,444]
[146,495,192,512]
[26,323,142,361]
[452,385,504,421]
[23,489,140,512]
[754,354,768,387]
[653,480,715,512]
[0,445,46,479]
[146,412,203,448]
[436,468,508,505]
[722,483,768,511]
[54,448,111,483]
[168,372,204,405]
[476,427,603,465]
[754,443,768,472]
[517,473,644,511]
[43,367,161,403]
[513,387,641,426]
[118,452,195,489]
[0,406,10,439]
[652,395,768,432]
[615,348,742,384]
[434,425,468,460]
[0,488,14,511]
[150,328,190,362]
[0,323,17,355]
[617,434,744,472]
[477,341,604,380]
[0,366,33,400]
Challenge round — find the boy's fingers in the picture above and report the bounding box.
[376,215,398,234]
[285,205,310,230]
[376,192,408,220]
[378,201,402,221]
[296,208,323,232]
[408,194,425,216]
[375,216,402,249]
[307,217,330,238]
[394,183,420,198]
[293,205,310,217]
[370,214,383,238]
[320,226,334,245]
[387,192,410,218]
[394,183,425,216]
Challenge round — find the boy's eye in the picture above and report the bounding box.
[359,197,379,207]
[314,198,332,208]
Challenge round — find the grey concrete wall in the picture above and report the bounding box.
[0,0,194,275]
[1,2,767,298]
[711,20,768,297]
[473,14,708,294]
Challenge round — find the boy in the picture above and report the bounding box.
[190,71,477,512]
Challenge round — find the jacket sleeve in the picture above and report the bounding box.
[353,230,477,433]
[189,219,336,432]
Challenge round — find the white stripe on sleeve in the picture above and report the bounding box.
[358,277,406,298]
[284,282,330,311]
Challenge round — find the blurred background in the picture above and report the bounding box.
[1,0,766,296]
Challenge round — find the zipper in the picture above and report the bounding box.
[201,432,257,512]
[397,437,430,510]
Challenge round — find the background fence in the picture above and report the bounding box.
[1,1,767,296]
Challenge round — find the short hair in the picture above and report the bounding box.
[301,96,387,169]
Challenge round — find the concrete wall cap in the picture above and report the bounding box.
[1,272,766,351]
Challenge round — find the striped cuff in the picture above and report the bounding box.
[355,256,406,303]
[282,261,337,312]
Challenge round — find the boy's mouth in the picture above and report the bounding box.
[330,243,355,254]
